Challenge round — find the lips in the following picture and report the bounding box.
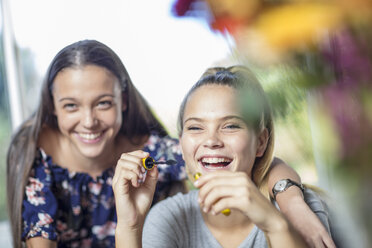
[199,156,232,169]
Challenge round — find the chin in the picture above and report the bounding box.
[77,145,107,159]
[201,167,231,174]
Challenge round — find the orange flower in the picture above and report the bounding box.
[211,16,246,34]
[206,0,261,20]
[252,2,345,53]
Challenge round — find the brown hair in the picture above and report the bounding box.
[6,40,167,248]
[177,66,274,196]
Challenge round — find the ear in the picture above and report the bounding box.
[122,92,128,112]
[256,128,269,157]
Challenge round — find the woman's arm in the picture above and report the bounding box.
[26,237,57,248]
[113,150,158,248]
[22,150,59,248]
[268,157,302,199]
[267,158,336,248]
[262,212,307,248]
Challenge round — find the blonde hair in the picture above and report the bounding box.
[178,66,274,197]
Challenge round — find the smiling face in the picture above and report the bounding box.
[52,64,126,159]
[180,84,266,179]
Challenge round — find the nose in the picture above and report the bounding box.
[203,130,224,149]
[82,109,98,128]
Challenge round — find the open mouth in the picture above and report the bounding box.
[76,131,104,143]
[199,157,232,169]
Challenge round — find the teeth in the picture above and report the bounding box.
[79,132,101,140]
[201,157,231,163]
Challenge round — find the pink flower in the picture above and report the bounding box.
[25,178,46,206]
[72,206,81,215]
[60,229,79,241]
[37,213,53,226]
[88,182,102,195]
[92,221,116,240]
[56,220,67,231]
[41,231,49,239]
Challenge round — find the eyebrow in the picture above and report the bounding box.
[58,94,115,102]
[183,115,245,124]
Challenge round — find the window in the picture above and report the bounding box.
[0,0,12,223]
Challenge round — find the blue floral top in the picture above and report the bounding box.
[22,133,187,247]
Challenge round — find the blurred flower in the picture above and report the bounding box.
[251,3,344,56]
[322,30,372,88]
[172,0,372,243]
[172,0,372,63]
[206,0,261,20]
[172,0,196,16]
[206,0,261,33]
[320,29,372,159]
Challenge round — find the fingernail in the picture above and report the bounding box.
[203,207,208,213]
[141,167,145,173]
[194,180,200,187]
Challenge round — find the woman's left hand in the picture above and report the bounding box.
[112,151,158,230]
[194,170,283,232]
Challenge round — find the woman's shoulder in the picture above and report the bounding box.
[303,187,330,211]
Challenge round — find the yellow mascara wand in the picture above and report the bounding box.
[141,157,177,170]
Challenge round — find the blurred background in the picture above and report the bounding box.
[1,0,371,247]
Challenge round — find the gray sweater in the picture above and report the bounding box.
[142,189,332,248]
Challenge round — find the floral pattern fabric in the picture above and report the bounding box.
[22,133,186,247]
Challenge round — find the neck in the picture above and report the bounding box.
[65,138,121,178]
[202,208,255,248]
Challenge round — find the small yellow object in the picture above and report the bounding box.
[193,172,231,216]
[142,157,155,170]
[194,172,202,180]
[221,208,231,216]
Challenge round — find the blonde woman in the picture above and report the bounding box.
[113,66,334,247]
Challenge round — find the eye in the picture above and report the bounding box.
[97,100,112,109]
[224,124,241,129]
[184,124,203,133]
[63,103,77,111]
[187,126,202,131]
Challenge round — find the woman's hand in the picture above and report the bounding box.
[194,171,283,231]
[112,150,158,229]
[194,170,307,247]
